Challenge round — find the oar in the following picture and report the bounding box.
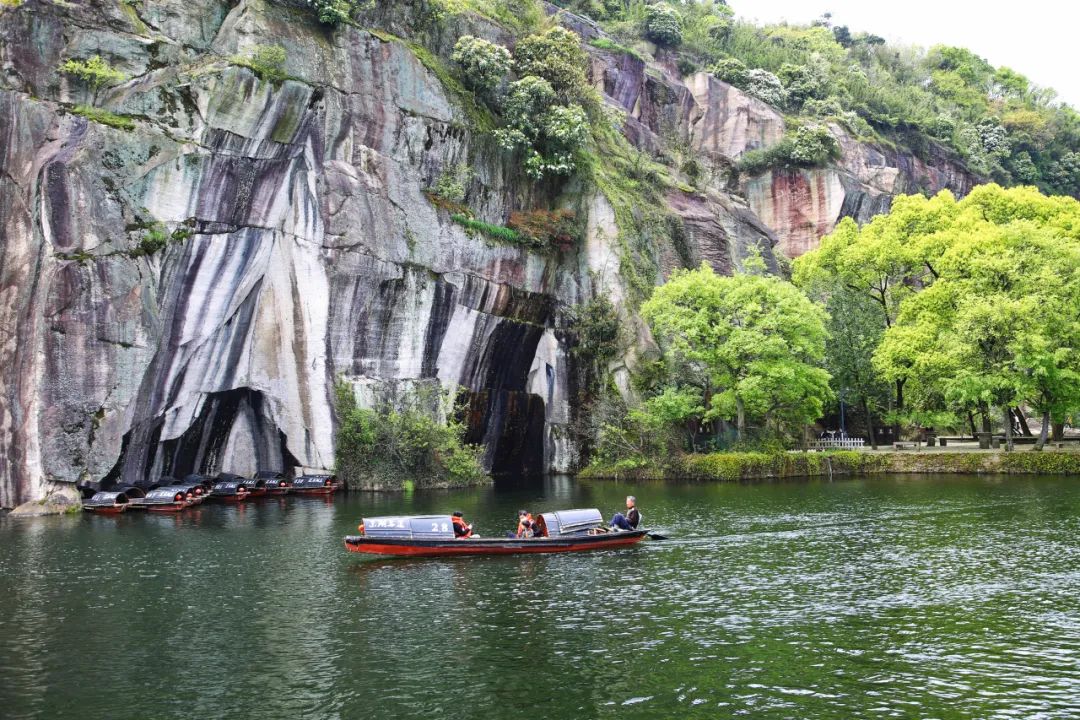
[645,531,668,540]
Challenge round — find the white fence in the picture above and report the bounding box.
[806,437,866,451]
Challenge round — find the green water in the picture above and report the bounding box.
[2,475,1079,719]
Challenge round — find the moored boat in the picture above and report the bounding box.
[209,479,250,502]
[171,482,207,504]
[138,487,191,513]
[344,508,648,557]
[83,487,146,515]
[256,470,291,495]
[292,474,340,495]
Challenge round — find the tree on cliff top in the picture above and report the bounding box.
[641,263,832,443]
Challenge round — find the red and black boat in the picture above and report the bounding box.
[209,479,250,502]
[83,486,145,515]
[137,487,192,513]
[344,509,648,558]
[292,474,340,496]
[256,470,292,495]
[219,472,266,497]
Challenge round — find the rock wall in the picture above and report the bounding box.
[743,123,980,258]
[0,0,979,506]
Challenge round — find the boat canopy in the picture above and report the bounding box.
[171,482,204,494]
[294,475,337,489]
[254,470,285,480]
[216,472,247,483]
[540,508,604,536]
[182,473,213,487]
[144,488,188,504]
[85,491,134,507]
[363,515,457,539]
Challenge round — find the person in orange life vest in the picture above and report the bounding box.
[451,511,473,538]
[610,495,640,531]
[515,509,537,538]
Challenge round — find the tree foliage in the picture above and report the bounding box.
[737,123,840,175]
[797,184,1080,448]
[334,382,485,487]
[512,27,590,103]
[494,76,590,179]
[452,35,512,95]
[643,3,682,47]
[640,264,832,444]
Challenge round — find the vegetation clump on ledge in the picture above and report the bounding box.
[230,45,289,83]
[579,450,1080,482]
[70,105,135,130]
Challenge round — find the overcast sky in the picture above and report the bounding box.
[732,0,1080,107]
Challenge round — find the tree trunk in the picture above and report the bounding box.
[863,396,878,450]
[1014,407,1032,436]
[1003,406,1014,452]
[979,403,992,433]
[735,396,745,443]
[1035,410,1050,451]
[893,377,905,439]
[1053,422,1065,441]
[967,411,978,438]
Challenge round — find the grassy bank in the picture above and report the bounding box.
[578,450,1080,482]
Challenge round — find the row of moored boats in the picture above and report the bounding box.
[82,471,341,514]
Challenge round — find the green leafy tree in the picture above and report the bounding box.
[798,283,891,448]
[643,3,682,47]
[60,55,127,89]
[794,190,963,428]
[495,76,590,179]
[301,0,369,25]
[710,57,748,86]
[641,264,832,442]
[513,27,590,103]
[452,35,512,96]
[743,68,786,107]
[872,187,1080,450]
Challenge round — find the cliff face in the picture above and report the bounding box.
[743,123,981,258]
[0,0,978,507]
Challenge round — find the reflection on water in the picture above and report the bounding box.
[2,474,1080,719]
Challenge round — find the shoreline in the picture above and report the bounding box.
[578,450,1080,482]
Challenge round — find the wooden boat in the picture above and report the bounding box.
[171,482,207,504]
[83,487,145,514]
[292,474,340,496]
[209,480,250,502]
[344,509,648,557]
[218,472,266,497]
[256,471,291,495]
[137,487,191,513]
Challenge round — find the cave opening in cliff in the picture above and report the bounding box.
[101,388,299,488]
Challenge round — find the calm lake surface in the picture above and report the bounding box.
[2,474,1079,719]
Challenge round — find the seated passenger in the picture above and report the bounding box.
[610,496,641,531]
[515,509,536,538]
[451,511,473,538]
